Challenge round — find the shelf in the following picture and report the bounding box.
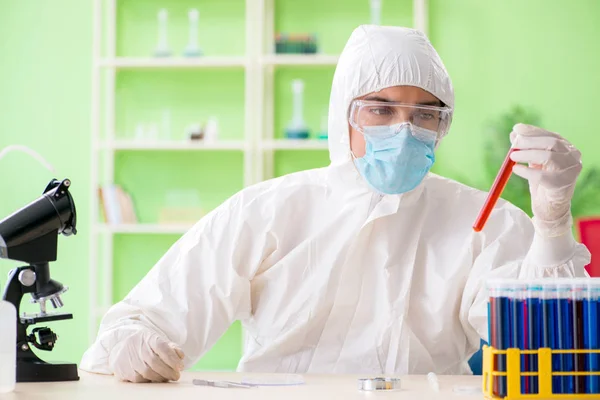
[98,57,247,69]
[97,223,193,235]
[261,139,329,150]
[261,54,339,66]
[101,140,247,151]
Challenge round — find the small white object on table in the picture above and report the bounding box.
[5,371,484,400]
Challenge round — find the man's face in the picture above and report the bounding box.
[349,86,442,158]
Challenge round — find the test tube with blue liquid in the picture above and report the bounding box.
[526,281,542,394]
[540,280,562,393]
[585,280,600,394]
[510,282,527,394]
[572,279,586,394]
[488,279,512,398]
[556,280,574,394]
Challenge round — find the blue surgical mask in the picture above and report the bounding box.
[353,123,436,195]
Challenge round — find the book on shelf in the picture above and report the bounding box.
[98,184,138,224]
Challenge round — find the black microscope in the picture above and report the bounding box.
[0,178,79,382]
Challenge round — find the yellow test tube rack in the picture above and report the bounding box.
[482,345,600,399]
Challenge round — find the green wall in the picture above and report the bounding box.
[1,0,599,371]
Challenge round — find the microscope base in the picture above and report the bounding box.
[17,360,80,382]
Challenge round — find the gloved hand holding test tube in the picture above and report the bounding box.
[474,124,583,234]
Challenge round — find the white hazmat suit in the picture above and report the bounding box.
[81,26,590,378]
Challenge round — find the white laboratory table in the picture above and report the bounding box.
[3,371,487,400]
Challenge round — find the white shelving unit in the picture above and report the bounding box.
[99,57,247,69]
[101,140,248,151]
[261,54,339,66]
[261,139,329,150]
[90,0,261,344]
[90,0,428,343]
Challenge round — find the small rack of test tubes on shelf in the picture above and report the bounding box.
[484,278,600,399]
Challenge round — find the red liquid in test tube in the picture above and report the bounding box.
[473,149,517,232]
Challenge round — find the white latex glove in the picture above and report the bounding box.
[509,123,582,237]
[108,328,185,383]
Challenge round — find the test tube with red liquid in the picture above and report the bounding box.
[473,149,516,232]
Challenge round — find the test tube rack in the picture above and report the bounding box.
[482,346,600,399]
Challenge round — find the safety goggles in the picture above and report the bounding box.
[349,100,453,141]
